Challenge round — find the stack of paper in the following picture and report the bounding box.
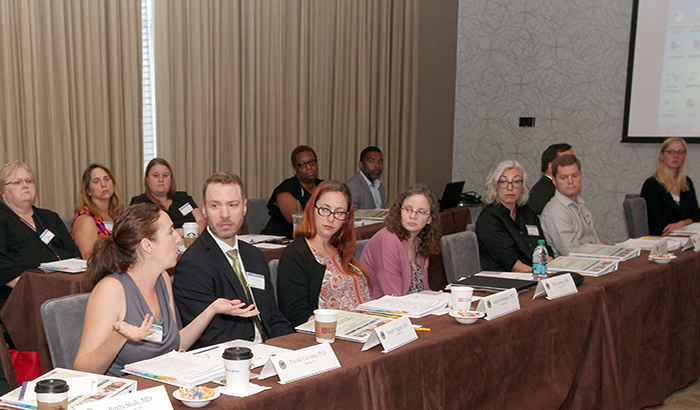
[672,222,700,235]
[616,237,686,251]
[568,244,641,261]
[547,256,618,277]
[295,311,394,343]
[358,294,447,318]
[0,368,136,410]
[39,258,87,273]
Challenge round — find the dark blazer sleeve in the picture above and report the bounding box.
[527,176,555,215]
[42,209,81,259]
[277,237,326,327]
[682,178,700,223]
[238,241,294,338]
[475,206,521,271]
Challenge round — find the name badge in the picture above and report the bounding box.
[533,273,578,300]
[39,229,55,245]
[143,324,163,343]
[651,238,668,255]
[526,225,539,236]
[73,386,173,410]
[247,272,265,290]
[103,221,114,232]
[179,202,194,216]
[361,316,417,353]
[258,343,340,384]
[475,288,520,321]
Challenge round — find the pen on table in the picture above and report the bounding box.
[192,345,219,355]
[356,310,401,319]
[415,327,431,332]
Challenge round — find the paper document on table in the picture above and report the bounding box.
[673,222,700,234]
[568,244,641,261]
[295,311,393,343]
[616,237,684,251]
[39,258,87,273]
[124,350,224,387]
[547,256,618,277]
[358,294,447,318]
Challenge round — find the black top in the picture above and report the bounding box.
[0,203,81,306]
[475,202,552,272]
[173,229,294,348]
[130,192,199,229]
[277,236,328,327]
[527,175,556,215]
[261,177,323,238]
[640,176,700,236]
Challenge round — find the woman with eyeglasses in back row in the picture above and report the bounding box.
[261,145,324,238]
[640,137,700,236]
[276,181,371,327]
[360,183,441,300]
[475,160,552,273]
[0,161,80,309]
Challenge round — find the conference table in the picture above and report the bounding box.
[123,249,700,410]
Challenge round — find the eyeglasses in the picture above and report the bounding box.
[315,206,349,221]
[295,159,318,169]
[497,179,523,189]
[5,178,35,187]
[664,149,686,156]
[401,206,430,217]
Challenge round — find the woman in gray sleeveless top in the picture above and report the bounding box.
[74,203,255,375]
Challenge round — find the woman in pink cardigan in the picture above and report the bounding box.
[360,183,441,299]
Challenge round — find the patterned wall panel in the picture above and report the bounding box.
[453,0,700,242]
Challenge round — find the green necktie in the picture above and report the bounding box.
[226,249,268,341]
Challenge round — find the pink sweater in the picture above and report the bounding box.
[360,227,429,300]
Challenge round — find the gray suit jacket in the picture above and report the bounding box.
[346,171,387,209]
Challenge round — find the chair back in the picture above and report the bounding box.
[241,198,270,234]
[40,293,90,369]
[623,196,649,238]
[441,231,480,284]
[354,239,370,261]
[268,259,279,303]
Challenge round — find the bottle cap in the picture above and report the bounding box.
[538,239,545,245]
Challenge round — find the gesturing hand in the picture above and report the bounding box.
[211,298,261,318]
[113,314,156,341]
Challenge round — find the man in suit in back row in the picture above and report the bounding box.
[345,146,387,210]
[527,143,575,215]
[173,172,293,348]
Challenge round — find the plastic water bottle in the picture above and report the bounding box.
[532,239,548,281]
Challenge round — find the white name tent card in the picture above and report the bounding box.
[258,343,340,384]
[691,234,700,252]
[651,238,668,256]
[533,274,578,300]
[475,288,520,320]
[361,316,418,353]
[73,386,172,410]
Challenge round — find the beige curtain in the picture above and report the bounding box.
[0,0,142,218]
[155,0,417,203]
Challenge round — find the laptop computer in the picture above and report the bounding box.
[439,181,465,211]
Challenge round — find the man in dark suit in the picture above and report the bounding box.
[345,146,387,210]
[174,172,293,348]
[527,143,574,215]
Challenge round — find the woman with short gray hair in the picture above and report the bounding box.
[475,160,552,272]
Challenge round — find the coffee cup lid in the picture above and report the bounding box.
[35,379,69,394]
[222,347,253,360]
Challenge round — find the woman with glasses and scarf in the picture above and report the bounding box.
[640,137,700,236]
[476,160,552,273]
[261,145,323,238]
[277,181,370,327]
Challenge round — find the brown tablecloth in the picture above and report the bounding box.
[0,271,90,376]
[122,250,700,410]
[2,250,700,409]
